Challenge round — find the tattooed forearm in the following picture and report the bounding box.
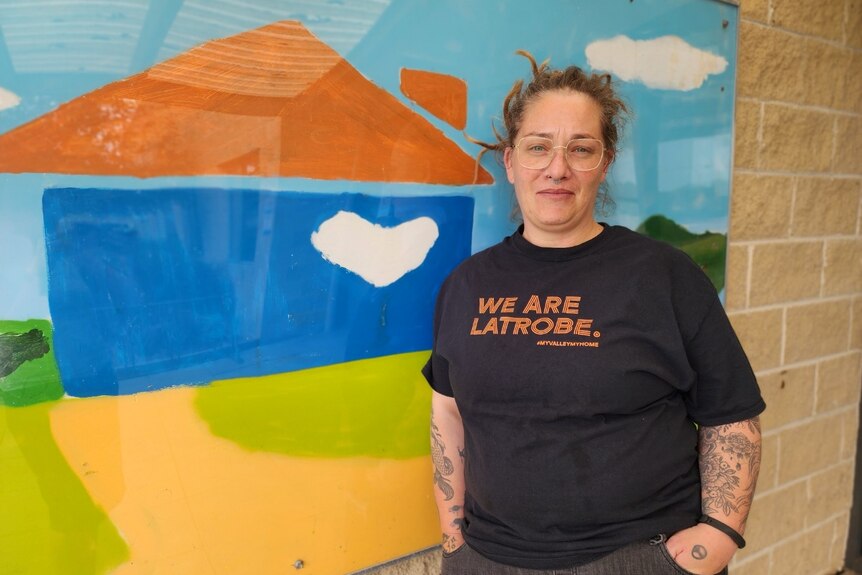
[431,393,466,551]
[699,416,762,530]
[431,406,456,500]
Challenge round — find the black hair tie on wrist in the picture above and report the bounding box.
[699,515,746,549]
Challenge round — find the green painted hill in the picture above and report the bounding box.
[637,215,726,292]
[0,320,64,407]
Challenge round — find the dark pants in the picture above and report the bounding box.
[441,537,730,575]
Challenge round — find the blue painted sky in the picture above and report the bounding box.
[0,0,737,320]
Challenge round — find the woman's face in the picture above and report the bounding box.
[504,90,609,247]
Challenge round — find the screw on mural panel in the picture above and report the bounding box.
[294,559,304,569]
[722,19,729,29]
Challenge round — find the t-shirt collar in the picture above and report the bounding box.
[509,223,610,262]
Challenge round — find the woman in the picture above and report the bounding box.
[423,52,764,575]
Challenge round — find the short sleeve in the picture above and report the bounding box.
[682,297,766,426]
[421,274,455,397]
[422,353,453,396]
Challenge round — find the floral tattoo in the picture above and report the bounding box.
[699,417,761,528]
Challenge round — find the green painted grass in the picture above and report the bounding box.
[0,319,64,407]
[195,351,433,458]
[637,214,727,292]
[0,401,129,574]
[677,233,726,292]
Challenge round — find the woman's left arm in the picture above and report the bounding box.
[666,416,762,574]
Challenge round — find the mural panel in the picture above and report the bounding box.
[0,1,739,573]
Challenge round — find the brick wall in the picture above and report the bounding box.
[728,0,862,574]
[374,2,862,574]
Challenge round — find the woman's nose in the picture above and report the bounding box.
[545,146,571,179]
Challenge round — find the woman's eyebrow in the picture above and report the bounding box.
[522,131,598,140]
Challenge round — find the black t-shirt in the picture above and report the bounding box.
[422,224,765,570]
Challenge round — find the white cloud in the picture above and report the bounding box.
[311,211,439,287]
[585,35,728,91]
[0,86,21,111]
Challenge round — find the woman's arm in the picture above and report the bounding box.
[667,416,762,574]
[431,390,467,552]
[699,416,762,533]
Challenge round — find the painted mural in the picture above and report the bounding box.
[0,1,739,574]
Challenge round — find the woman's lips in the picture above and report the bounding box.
[537,188,574,196]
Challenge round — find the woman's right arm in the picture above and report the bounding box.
[430,389,466,553]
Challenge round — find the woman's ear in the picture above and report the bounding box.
[601,151,614,179]
[504,147,515,184]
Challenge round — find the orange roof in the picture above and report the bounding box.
[0,21,492,185]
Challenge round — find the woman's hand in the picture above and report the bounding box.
[665,523,738,574]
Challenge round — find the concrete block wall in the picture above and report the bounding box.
[372,1,862,574]
[727,0,862,574]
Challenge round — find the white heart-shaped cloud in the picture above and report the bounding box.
[0,86,21,111]
[311,211,439,287]
[586,35,728,91]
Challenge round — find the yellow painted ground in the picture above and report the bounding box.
[49,386,439,575]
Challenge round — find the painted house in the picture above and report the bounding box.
[0,21,488,397]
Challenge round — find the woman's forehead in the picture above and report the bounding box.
[519,91,603,138]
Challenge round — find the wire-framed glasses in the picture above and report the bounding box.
[514,136,605,172]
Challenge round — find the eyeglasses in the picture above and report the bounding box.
[514,136,605,172]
